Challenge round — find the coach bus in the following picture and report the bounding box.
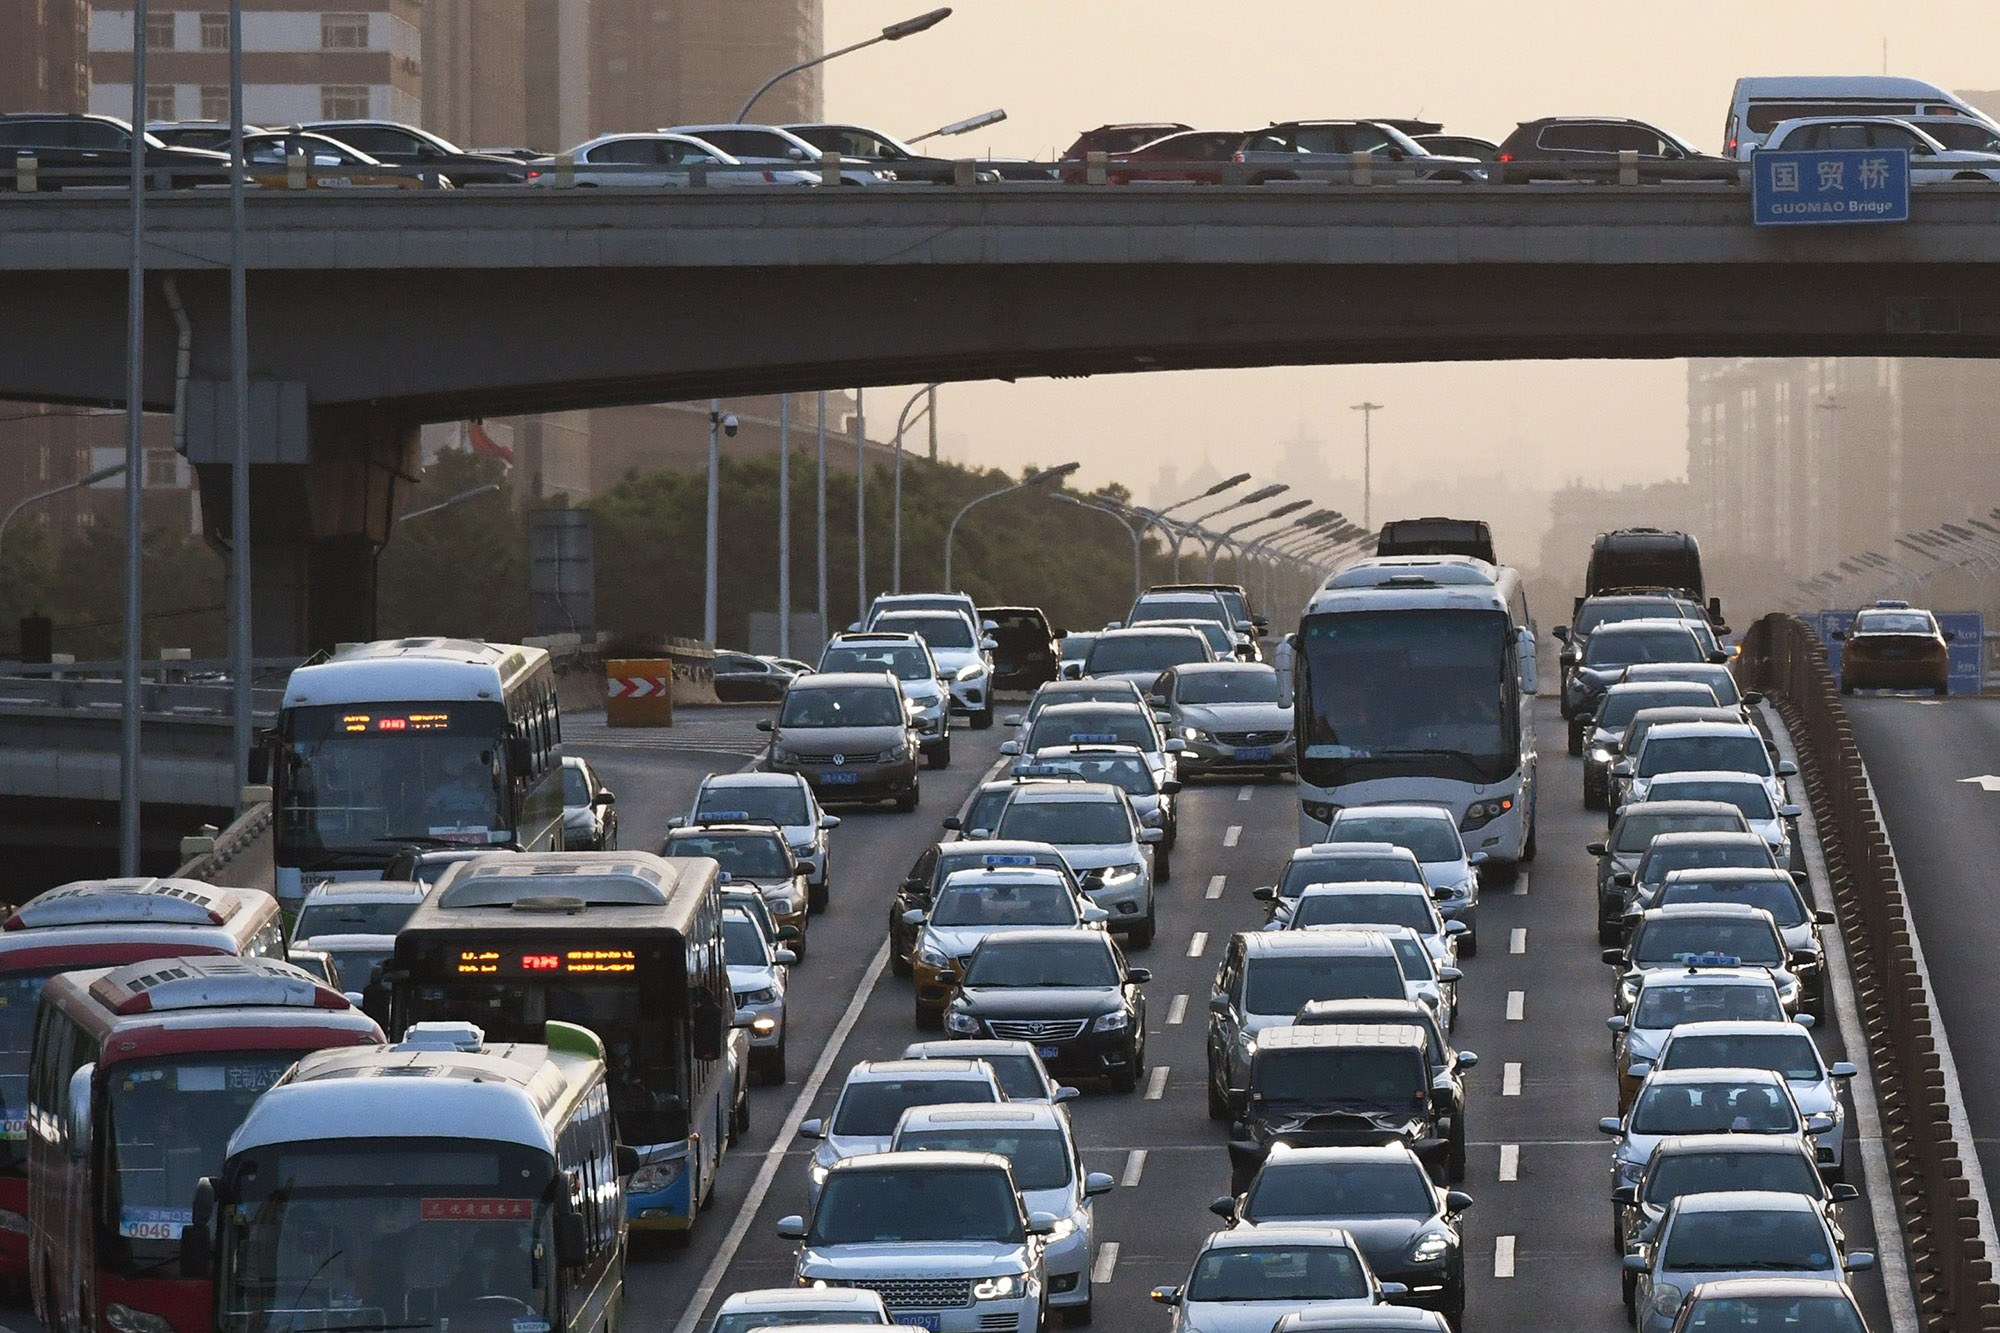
[268,639,565,907]
[26,957,382,1333]
[0,880,285,1286]
[195,1019,627,1333]
[384,852,741,1237]
[1292,556,1541,873]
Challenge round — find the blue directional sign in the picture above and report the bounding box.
[1810,609,1984,694]
[1753,149,1910,227]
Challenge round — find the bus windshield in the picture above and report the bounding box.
[280,702,511,860]
[0,970,57,1173]
[103,1053,304,1272]
[1299,608,1517,787]
[218,1140,554,1333]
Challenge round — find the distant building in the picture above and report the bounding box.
[0,0,92,113]
[420,0,528,152]
[1538,480,1693,580]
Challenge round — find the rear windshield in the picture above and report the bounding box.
[1025,712,1155,754]
[1663,1031,1822,1081]
[1613,812,1746,853]
[1645,1149,1821,1208]
[1244,954,1406,1014]
[1631,982,1783,1029]
[931,879,1077,927]
[695,784,809,826]
[1637,735,1771,779]
[1632,918,1783,967]
[295,900,417,938]
[1626,666,1741,706]
[1084,633,1210,675]
[1176,669,1280,704]
[1132,597,1228,625]
[1244,1158,1435,1219]
[1597,686,1718,727]
[993,799,1131,847]
[832,1077,998,1136]
[663,832,790,878]
[1291,891,1434,932]
[1280,856,1425,896]
[1853,610,1933,634]
[1585,627,1702,667]
[1256,1048,1425,1104]
[882,613,974,649]
[894,1127,1071,1190]
[1630,1081,1797,1135]
[820,644,932,680]
[1662,1208,1830,1273]
[1639,843,1775,886]
[1656,877,1804,927]
[1326,815,1462,864]
[1648,780,1773,821]
[1574,600,1684,636]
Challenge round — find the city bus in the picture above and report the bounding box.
[26,957,382,1333]
[0,880,285,1286]
[383,852,741,1237]
[1292,557,1541,873]
[266,639,565,908]
[194,1019,627,1333]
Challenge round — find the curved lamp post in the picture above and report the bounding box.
[738,7,953,123]
[943,462,1079,588]
[1055,493,1145,601]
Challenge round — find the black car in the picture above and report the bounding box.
[889,839,1078,976]
[1495,118,1742,184]
[1225,1022,1448,1193]
[781,122,1057,183]
[300,119,528,185]
[713,650,799,702]
[1060,121,1194,161]
[943,928,1147,1092]
[0,113,228,189]
[148,120,267,150]
[980,605,1062,692]
[1414,133,1500,161]
[1552,593,1697,711]
[1215,1143,1472,1327]
[560,755,617,851]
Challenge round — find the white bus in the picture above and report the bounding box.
[266,639,565,905]
[1291,558,1540,872]
[1725,76,2000,157]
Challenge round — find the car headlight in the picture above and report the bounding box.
[945,1010,982,1034]
[1651,1283,1684,1319]
[1588,747,1613,763]
[1098,862,1144,883]
[878,744,909,762]
[790,842,816,859]
[955,662,984,682]
[629,1159,687,1194]
[1615,1158,1644,1188]
[737,988,777,1005]
[1619,979,1639,1008]
[106,1305,175,1333]
[1042,1215,1077,1241]
[771,744,797,764]
[1408,1230,1452,1265]
[765,894,797,916]
[1091,1010,1130,1032]
[1183,726,1211,742]
[917,943,951,968]
[972,1274,1021,1300]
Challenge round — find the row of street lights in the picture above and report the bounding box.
[1794,509,2000,609]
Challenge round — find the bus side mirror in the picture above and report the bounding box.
[691,995,727,1062]
[555,1212,588,1265]
[66,1063,94,1160]
[506,736,532,775]
[179,1177,217,1279]
[246,745,270,786]
[614,1144,641,1175]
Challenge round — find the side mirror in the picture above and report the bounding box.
[1602,948,1626,966]
[1439,966,1463,983]
[1003,714,1024,727]
[1944,629,1958,642]
[821,814,841,829]
[1777,760,1798,776]
[798,1118,825,1139]
[1788,949,1819,970]
[1161,780,1182,795]
[773,949,797,966]
[903,910,927,925]
[1611,1185,1637,1206]
[1622,1254,1647,1273]
[776,1214,808,1239]
[1468,851,1488,865]
[555,1212,588,1264]
[1444,920,1469,937]
[1552,625,1569,642]
[1626,1061,1653,1079]
[1054,1086,1080,1103]
[1586,841,1609,857]
[614,1144,641,1175]
[1600,1116,1624,1136]
[1708,651,1730,664]
[1251,886,1277,903]
[1743,690,1765,704]
[1610,760,1633,777]
[1831,1061,1858,1079]
[1445,1189,1474,1213]
[999,742,1020,756]
[1804,1112,1835,1134]
[942,815,963,830]
[1612,872,1634,888]
[1831,1183,1860,1202]
[1846,1251,1877,1272]
[981,638,999,652]
[1456,1050,1479,1070]
[1830,630,1848,642]
[756,719,774,732]
[1815,909,1836,926]
[1208,994,1231,1015]
[246,744,271,786]
[1149,1287,1182,1307]
[1605,1015,1627,1032]
[1794,1014,1817,1030]
[776,924,801,941]
[1380,1281,1409,1298]
[66,1063,94,1160]
[1026,1210,1058,1236]
[1139,827,1164,844]
[1126,968,1151,984]
[1780,804,1803,819]
[179,1177,218,1279]
[1208,1195,1236,1220]
[1082,906,1110,923]
[1084,1171,1114,1197]
[594,791,616,806]
[1164,739,1186,753]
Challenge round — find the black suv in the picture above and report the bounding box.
[302,120,527,185]
[0,113,228,189]
[1226,1021,1446,1192]
[1294,998,1478,1183]
[1496,118,1741,184]
[980,605,1062,691]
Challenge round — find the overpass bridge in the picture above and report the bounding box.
[4,181,1998,649]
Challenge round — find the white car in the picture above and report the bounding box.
[665,122,893,184]
[1285,883,1466,970]
[1762,115,2000,182]
[901,1039,1080,1104]
[1002,700,1184,791]
[1615,721,1797,812]
[798,1059,1005,1208]
[1322,804,1484,955]
[1152,1225,1401,1331]
[908,866,1108,1027]
[778,1151,1053,1333]
[1645,1019,1858,1179]
[706,1286,894,1333]
[893,1102,1114,1321]
[873,609,998,729]
[527,131,816,187]
[1607,967,1787,1112]
[1070,625,1216,686]
[1639,770,1801,867]
[678,771,839,908]
[820,630,953,766]
[722,908,794,1085]
[293,877,428,941]
[991,781,1162,948]
[1601,1067,1830,1203]
[1255,843,1428,929]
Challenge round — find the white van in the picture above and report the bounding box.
[1725,76,2000,157]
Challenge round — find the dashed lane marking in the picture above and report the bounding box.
[1237,785,1254,801]
[1502,1062,1522,1096]
[1506,991,1525,1021]
[1092,1243,1120,1285]
[1206,874,1227,900]
[1145,1066,1170,1100]
[1498,1144,1519,1182]
[1494,1235,1517,1278]
[1509,927,1526,954]
[1187,932,1208,958]
[1121,1150,1147,1187]
[1512,870,1531,896]
[1223,825,1242,848]
[1166,994,1188,1025]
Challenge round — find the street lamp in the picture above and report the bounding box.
[398,482,501,523]
[1159,472,1253,516]
[890,385,937,593]
[906,108,1007,146]
[943,462,1080,588]
[704,402,739,645]
[1055,493,1144,601]
[1175,482,1288,577]
[1207,499,1312,580]
[1350,401,1383,531]
[737,7,953,123]
[0,462,127,565]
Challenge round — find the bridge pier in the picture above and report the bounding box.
[192,401,415,654]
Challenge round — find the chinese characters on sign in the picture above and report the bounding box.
[1753,148,1910,226]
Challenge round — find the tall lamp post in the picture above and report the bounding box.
[944,463,1079,588]
[1054,493,1145,601]
[890,384,936,594]
[1206,499,1312,580]
[119,0,149,874]
[737,7,953,122]
[1177,482,1288,577]
[906,108,1007,146]
[0,463,128,565]
[704,402,738,645]
[1350,401,1383,532]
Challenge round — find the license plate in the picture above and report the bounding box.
[1234,746,1273,761]
[901,1316,941,1332]
[818,771,860,785]
[1880,647,1910,658]
[1038,1045,1061,1059]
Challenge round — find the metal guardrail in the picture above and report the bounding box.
[0,672,281,721]
[1738,613,2000,1329]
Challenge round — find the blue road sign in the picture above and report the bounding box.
[1809,608,1984,694]
[1753,149,1910,227]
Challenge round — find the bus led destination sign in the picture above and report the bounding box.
[456,947,639,976]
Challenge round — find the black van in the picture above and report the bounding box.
[1585,528,1722,625]
[1376,516,1496,564]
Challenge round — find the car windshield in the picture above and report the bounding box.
[1651,781,1774,821]
[1657,879,1805,927]
[1085,633,1209,675]
[1328,815,1463,864]
[1630,1082,1797,1134]
[1292,892,1434,933]
[1628,667,1742,707]
[1585,627,1702,667]
[1640,844,1775,886]
[832,1078,998,1136]
[721,914,770,966]
[1575,600,1685,636]
[561,765,592,805]
[1184,1244,1370,1303]
[810,1167,1022,1246]
[779,686,904,728]
[894,1128,1072,1190]
[993,800,1131,847]
[1662,1208,1832,1272]
[663,833,790,878]
[1677,1294,1866,1331]
[1176,669,1281,704]
[1632,983,1783,1029]
[280,701,511,857]
[881,613,975,650]
[695,784,809,826]
[711,1311,872,1333]
[1244,955,1407,1014]
[1634,919,1783,967]
[930,880,1078,927]
[1613,812,1747,853]
[820,645,932,681]
[1387,935,1431,980]
[932,1053,1045,1100]
[1598,686,1719,727]
[1026,711,1156,754]
[1854,610,1933,634]
[1132,597,1228,625]
[962,937,1119,988]
[1638,735,1772,779]
[1645,1150,1822,1208]
[1258,1049,1425,1105]
[1027,686,1132,723]
[1281,856,1425,897]
[1025,754,1156,795]
[1664,1032,1823,1081]
[1245,1159,1435,1219]
[294,900,418,938]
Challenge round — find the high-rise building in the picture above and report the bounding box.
[0,0,92,114]
[420,0,528,151]
[90,3,422,126]
[590,0,821,134]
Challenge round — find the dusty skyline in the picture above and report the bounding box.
[819,0,2000,507]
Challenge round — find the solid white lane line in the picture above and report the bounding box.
[1509,927,1527,954]
[1494,1234,1517,1278]
[1092,1243,1120,1285]
[669,938,892,1333]
[1237,784,1253,801]
[1187,932,1208,958]
[1223,825,1242,848]
[1505,991,1525,1022]
[1498,1144,1519,1182]
[1206,874,1227,900]
[1145,1065,1170,1100]
[1121,1150,1147,1187]
[1502,1062,1522,1096]
[1166,994,1188,1026]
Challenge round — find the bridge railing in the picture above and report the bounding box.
[1738,612,2000,1329]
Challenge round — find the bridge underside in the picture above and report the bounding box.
[0,796,234,897]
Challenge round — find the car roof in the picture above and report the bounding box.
[972,927,1115,951]
[1670,1189,1818,1216]
[787,670,900,690]
[1618,800,1748,820]
[831,1148,1012,1176]
[1647,770,1768,787]
[1660,866,1796,883]
[1638,1065,1789,1088]
[1641,902,1777,922]
[714,1287,887,1312]
[1175,660,1272,675]
[1257,1022,1427,1052]
[1242,929,1398,957]
[1293,882,1433,899]
[1198,1223,1361,1252]
[301,879,428,903]
[1094,625,1209,641]
[1661,1019,1816,1042]
[1593,618,1701,635]
[1643,721,1762,739]
[1295,841,1410,860]
[1256,1143,1425,1168]
[1644,830,1772,848]
[844,1058,992,1083]
[903,1038,1046,1061]
[700,772,808,790]
[1003,782,1126,804]
[1333,803,1457,823]
[1676,1276,1857,1300]
[896,1102,1062,1131]
[1652,1132,1814,1159]
[1634,967,1781,990]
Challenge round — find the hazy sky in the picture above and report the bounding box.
[820,1,2000,504]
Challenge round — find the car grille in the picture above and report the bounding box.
[979,1314,1022,1331]
[854,1277,974,1309]
[1217,730,1287,746]
[988,1018,1088,1042]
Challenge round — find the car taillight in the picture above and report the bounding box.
[525,169,541,178]
[1497,153,1511,162]
[763,170,776,182]
[1727,137,1737,153]
[1233,152,1245,162]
